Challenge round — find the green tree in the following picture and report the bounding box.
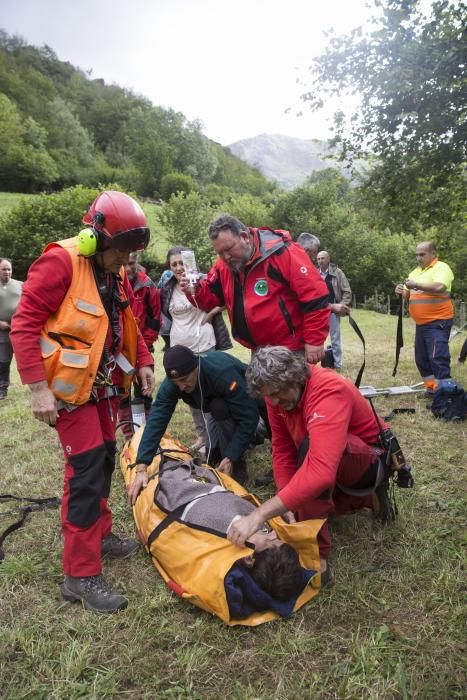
[304,0,467,230]
[0,185,101,279]
[159,192,215,271]
[218,193,274,228]
[161,172,197,200]
[46,96,99,185]
[0,93,58,191]
[270,169,353,245]
[331,224,415,302]
[0,30,274,197]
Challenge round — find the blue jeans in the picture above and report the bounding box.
[329,313,342,368]
[414,319,453,381]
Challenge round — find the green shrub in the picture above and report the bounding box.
[160,172,196,201]
[0,184,132,279]
[217,193,274,228]
[159,191,215,271]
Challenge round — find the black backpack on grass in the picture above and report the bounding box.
[431,381,466,422]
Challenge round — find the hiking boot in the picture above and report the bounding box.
[372,478,396,525]
[101,532,140,560]
[254,469,274,487]
[320,563,333,588]
[190,436,206,452]
[233,459,248,486]
[61,574,128,613]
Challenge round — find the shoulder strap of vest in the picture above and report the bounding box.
[43,237,78,255]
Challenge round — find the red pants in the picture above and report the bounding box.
[297,435,382,559]
[55,396,120,577]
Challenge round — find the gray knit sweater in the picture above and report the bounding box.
[156,461,255,534]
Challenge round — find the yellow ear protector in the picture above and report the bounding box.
[76,228,100,257]
[76,213,106,256]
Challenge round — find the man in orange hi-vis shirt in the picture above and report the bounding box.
[395,241,454,393]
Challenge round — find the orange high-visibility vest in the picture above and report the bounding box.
[407,258,454,324]
[408,290,453,324]
[39,237,138,405]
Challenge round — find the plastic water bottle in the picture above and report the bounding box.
[131,399,146,429]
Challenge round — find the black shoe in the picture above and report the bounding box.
[62,574,128,613]
[254,469,274,487]
[101,532,140,560]
[0,389,7,401]
[373,479,396,525]
[320,563,333,588]
[233,459,248,486]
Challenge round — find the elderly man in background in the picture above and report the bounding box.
[181,215,330,365]
[395,241,454,394]
[295,232,321,263]
[316,251,352,370]
[0,258,22,400]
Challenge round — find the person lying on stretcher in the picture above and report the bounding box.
[150,459,308,606]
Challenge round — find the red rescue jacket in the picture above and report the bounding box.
[130,267,161,350]
[191,228,330,351]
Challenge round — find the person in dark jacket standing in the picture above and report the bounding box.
[129,345,268,498]
[180,215,330,364]
[316,251,352,370]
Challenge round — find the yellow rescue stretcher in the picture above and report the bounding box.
[120,428,324,626]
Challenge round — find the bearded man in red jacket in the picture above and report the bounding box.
[227,346,399,582]
[180,215,330,365]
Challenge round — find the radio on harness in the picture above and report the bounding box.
[378,428,414,489]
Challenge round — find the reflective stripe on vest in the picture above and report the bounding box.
[409,295,450,304]
[76,299,100,314]
[61,351,89,367]
[52,378,78,395]
[39,337,56,356]
[408,291,453,324]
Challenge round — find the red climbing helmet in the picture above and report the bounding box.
[82,191,150,252]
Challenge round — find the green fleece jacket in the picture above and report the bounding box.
[136,351,260,465]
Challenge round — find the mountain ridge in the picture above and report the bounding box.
[227,133,340,189]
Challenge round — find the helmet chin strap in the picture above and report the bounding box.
[92,251,106,270]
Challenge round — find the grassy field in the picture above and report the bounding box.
[0,312,466,699]
[0,192,35,217]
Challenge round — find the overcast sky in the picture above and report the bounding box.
[1,0,373,145]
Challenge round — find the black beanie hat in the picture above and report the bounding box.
[163,345,197,379]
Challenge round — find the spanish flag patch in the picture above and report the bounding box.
[229,380,238,392]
